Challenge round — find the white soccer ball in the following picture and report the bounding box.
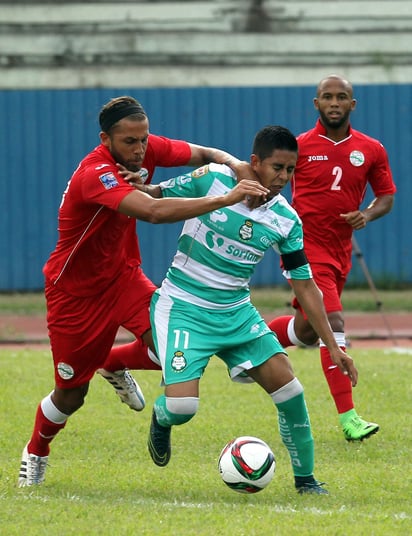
[218,436,276,493]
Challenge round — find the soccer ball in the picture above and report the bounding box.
[218,436,276,493]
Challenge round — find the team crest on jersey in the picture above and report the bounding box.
[171,351,187,372]
[191,165,209,178]
[239,220,253,241]
[99,171,119,189]
[349,150,365,167]
[139,168,149,183]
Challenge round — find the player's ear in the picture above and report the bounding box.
[351,98,357,111]
[100,131,110,147]
[250,154,259,169]
[313,98,319,110]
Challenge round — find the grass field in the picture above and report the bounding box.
[1,346,411,535]
[1,287,412,315]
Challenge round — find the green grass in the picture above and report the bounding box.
[1,347,411,535]
[1,287,412,315]
[250,286,412,313]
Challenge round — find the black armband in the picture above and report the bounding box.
[281,249,308,271]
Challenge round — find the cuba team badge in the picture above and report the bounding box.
[349,150,365,167]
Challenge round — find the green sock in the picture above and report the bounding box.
[154,395,194,427]
[275,392,314,477]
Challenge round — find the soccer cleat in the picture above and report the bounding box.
[148,409,171,466]
[18,444,48,488]
[342,415,379,441]
[296,480,329,495]
[97,368,145,411]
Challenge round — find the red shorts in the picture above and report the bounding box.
[292,263,347,317]
[45,265,156,388]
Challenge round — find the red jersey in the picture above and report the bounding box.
[292,120,396,273]
[43,135,191,296]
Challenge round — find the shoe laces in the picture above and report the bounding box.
[297,480,328,494]
[27,454,48,484]
[344,415,370,431]
[121,370,138,394]
[111,369,135,393]
[152,415,170,445]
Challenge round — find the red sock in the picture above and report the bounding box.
[320,345,354,414]
[28,403,67,457]
[267,315,294,347]
[102,340,161,371]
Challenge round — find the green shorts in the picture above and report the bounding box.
[150,290,285,386]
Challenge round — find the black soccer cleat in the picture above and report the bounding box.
[148,409,171,467]
[295,480,329,495]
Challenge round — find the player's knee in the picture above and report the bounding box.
[289,318,318,347]
[165,396,199,425]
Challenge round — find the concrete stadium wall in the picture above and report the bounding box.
[1,1,412,88]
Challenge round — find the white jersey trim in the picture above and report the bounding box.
[159,278,250,310]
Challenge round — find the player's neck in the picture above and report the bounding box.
[323,123,350,143]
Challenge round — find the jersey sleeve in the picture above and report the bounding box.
[158,165,214,198]
[81,163,134,210]
[367,142,397,197]
[275,217,312,280]
[147,134,192,167]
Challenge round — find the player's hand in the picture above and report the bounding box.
[231,162,265,209]
[331,349,358,387]
[225,180,269,206]
[116,163,143,188]
[340,210,367,230]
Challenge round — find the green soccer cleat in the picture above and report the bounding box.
[148,409,171,466]
[341,414,379,442]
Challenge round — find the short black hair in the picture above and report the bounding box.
[252,125,298,160]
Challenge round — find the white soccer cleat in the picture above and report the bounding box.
[97,368,145,411]
[18,444,48,488]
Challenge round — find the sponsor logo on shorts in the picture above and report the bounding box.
[57,362,74,380]
[349,150,365,167]
[99,172,119,189]
[250,323,270,336]
[171,351,187,372]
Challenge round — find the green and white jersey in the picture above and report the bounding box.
[159,163,312,309]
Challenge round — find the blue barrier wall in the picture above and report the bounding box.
[1,84,410,290]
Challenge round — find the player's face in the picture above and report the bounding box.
[100,117,149,172]
[251,149,297,198]
[314,78,356,130]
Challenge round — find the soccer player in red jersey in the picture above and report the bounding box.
[267,75,396,441]
[18,96,268,487]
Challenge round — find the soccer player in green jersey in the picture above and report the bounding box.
[145,125,358,495]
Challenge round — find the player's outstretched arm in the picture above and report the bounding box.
[291,278,358,387]
[118,180,269,224]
